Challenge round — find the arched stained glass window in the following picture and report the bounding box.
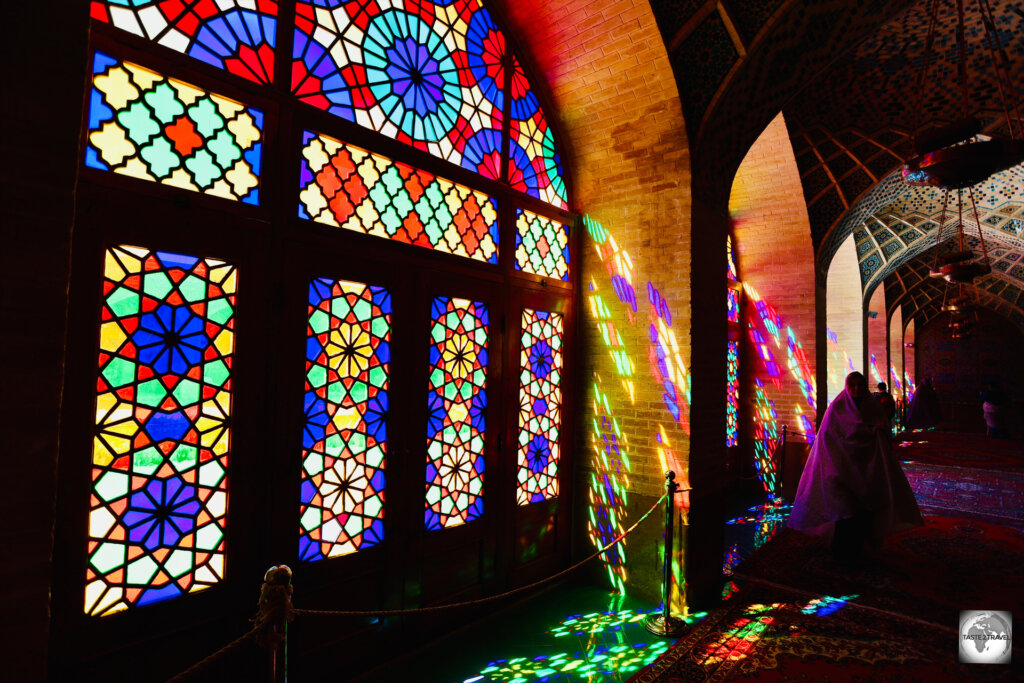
[91,0,279,84]
[290,0,568,209]
[516,309,563,504]
[87,245,236,616]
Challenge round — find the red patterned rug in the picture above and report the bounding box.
[896,431,1024,470]
[630,516,1024,682]
[628,581,1021,682]
[904,463,1024,532]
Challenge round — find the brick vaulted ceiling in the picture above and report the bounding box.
[645,0,1024,328]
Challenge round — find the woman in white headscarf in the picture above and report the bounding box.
[788,372,922,565]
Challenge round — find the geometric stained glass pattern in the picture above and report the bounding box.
[516,309,563,505]
[299,131,499,263]
[508,56,567,209]
[292,0,505,176]
[85,52,264,205]
[87,245,236,616]
[425,297,488,530]
[515,209,570,281]
[299,278,390,562]
[727,340,739,447]
[90,0,278,84]
[727,288,740,323]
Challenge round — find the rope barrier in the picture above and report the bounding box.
[165,492,669,680]
[293,492,668,618]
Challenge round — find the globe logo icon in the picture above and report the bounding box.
[959,610,1012,664]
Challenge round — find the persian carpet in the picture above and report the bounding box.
[904,463,1024,532]
[628,580,1022,682]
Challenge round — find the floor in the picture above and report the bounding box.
[354,490,781,683]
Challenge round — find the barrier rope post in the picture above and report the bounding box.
[644,471,686,637]
[255,565,294,683]
[778,424,788,500]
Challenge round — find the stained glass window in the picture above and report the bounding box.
[86,52,264,204]
[727,288,739,323]
[292,0,504,174]
[517,309,563,505]
[299,278,390,562]
[91,0,278,84]
[727,234,738,280]
[425,297,488,530]
[726,341,739,447]
[508,57,568,209]
[299,131,499,262]
[515,209,569,281]
[87,245,236,616]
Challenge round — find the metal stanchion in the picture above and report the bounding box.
[778,424,788,500]
[257,565,293,683]
[644,471,686,637]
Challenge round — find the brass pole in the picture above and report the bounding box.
[644,471,685,637]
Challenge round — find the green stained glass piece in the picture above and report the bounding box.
[327,381,343,404]
[353,298,370,321]
[365,445,384,468]
[117,100,160,145]
[172,378,201,407]
[206,129,242,169]
[187,97,224,138]
[330,297,351,319]
[300,506,322,532]
[370,317,388,338]
[303,451,324,477]
[306,364,327,388]
[136,378,167,407]
[309,309,329,335]
[199,460,225,487]
[325,433,342,457]
[132,446,163,474]
[107,287,140,317]
[203,359,230,387]
[369,366,386,388]
[102,357,136,388]
[179,274,207,303]
[170,444,198,471]
[143,82,186,125]
[379,205,403,235]
[196,524,222,551]
[91,542,126,573]
[349,381,368,404]
[431,325,445,344]
[184,149,222,188]
[95,471,129,503]
[165,549,193,578]
[139,136,181,179]
[349,432,365,455]
[207,297,233,325]
[143,271,173,300]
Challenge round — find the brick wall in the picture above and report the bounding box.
[729,113,817,446]
[826,235,864,400]
[889,306,903,395]
[867,285,887,386]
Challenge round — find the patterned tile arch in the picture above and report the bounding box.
[87,245,236,616]
[515,209,570,281]
[425,296,489,530]
[516,309,563,505]
[299,130,499,263]
[85,51,264,205]
[299,278,390,562]
[91,0,278,84]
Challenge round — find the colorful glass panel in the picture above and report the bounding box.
[727,234,738,280]
[515,209,569,281]
[87,245,236,616]
[91,0,278,84]
[292,0,504,175]
[299,131,499,262]
[425,297,488,529]
[508,57,567,209]
[299,278,390,562]
[727,288,739,323]
[517,309,563,505]
[726,340,739,447]
[86,52,264,205]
